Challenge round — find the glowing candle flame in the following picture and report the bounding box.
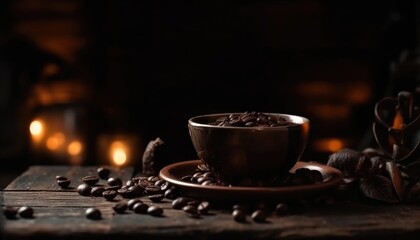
[110,141,128,166]
[30,120,44,142]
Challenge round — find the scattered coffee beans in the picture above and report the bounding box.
[91,186,106,197]
[3,206,18,219]
[77,183,92,196]
[128,199,143,210]
[274,203,289,216]
[107,177,123,187]
[85,207,101,220]
[17,206,34,218]
[149,193,164,202]
[113,202,128,214]
[197,201,210,214]
[251,209,266,223]
[183,204,200,218]
[97,167,111,179]
[57,178,71,189]
[147,206,164,216]
[232,209,247,223]
[133,202,149,214]
[102,189,118,201]
[82,175,99,186]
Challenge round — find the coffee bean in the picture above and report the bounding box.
[97,167,111,179]
[181,175,193,182]
[197,201,210,214]
[138,179,152,188]
[183,205,200,218]
[91,186,106,197]
[113,202,128,214]
[102,189,118,201]
[105,186,121,191]
[164,187,179,199]
[82,175,99,186]
[274,203,288,215]
[144,184,161,194]
[172,197,192,210]
[18,206,34,218]
[3,206,18,219]
[127,199,143,210]
[149,194,164,202]
[232,203,250,213]
[107,177,123,187]
[147,206,163,216]
[55,176,68,181]
[128,185,144,197]
[57,179,71,189]
[77,183,92,196]
[251,209,266,223]
[154,179,166,187]
[125,180,136,187]
[85,207,101,220]
[133,202,149,214]
[232,209,246,223]
[148,176,161,183]
[117,187,132,199]
[160,181,172,191]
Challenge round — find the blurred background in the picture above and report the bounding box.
[0,0,419,188]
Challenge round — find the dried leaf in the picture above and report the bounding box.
[359,175,399,203]
[385,161,405,201]
[327,148,363,178]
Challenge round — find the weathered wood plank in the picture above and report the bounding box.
[2,191,420,239]
[4,166,132,191]
[3,166,420,239]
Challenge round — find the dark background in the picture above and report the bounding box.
[0,0,419,188]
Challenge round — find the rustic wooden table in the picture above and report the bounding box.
[1,165,420,240]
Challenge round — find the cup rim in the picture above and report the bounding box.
[188,112,309,129]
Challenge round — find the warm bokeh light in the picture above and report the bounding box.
[68,140,83,156]
[30,120,43,137]
[110,141,128,166]
[46,132,66,150]
[313,138,346,153]
[113,149,127,166]
[309,104,350,119]
[393,110,404,130]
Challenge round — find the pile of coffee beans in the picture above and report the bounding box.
[209,111,297,127]
[181,163,324,187]
[72,167,172,219]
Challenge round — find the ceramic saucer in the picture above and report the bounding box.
[159,160,343,201]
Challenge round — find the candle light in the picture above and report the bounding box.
[110,141,127,166]
[30,119,44,143]
[97,134,141,167]
[28,106,88,165]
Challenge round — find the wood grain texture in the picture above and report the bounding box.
[2,166,420,239]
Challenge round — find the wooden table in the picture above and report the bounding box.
[2,165,420,240]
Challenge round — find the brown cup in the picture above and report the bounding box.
[188,113,310,186]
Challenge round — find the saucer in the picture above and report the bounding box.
[159,160,343,202]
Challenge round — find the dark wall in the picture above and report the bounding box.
[0,0,419,171]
